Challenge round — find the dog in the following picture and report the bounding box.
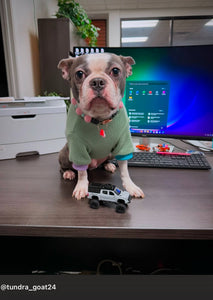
[58,52,144,200]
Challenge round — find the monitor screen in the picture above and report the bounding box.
[73,45,213,141]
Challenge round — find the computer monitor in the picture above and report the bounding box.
[73,45,213,141]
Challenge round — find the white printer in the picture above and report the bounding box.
[0,97,68,160]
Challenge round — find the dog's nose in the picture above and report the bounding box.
[89,78,106,91]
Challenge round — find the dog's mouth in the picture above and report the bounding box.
[82,96,117,120]
[89,97,115,111]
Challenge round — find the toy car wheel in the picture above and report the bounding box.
[89,199,100,209]
[115,203,126,214]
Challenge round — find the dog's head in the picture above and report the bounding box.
[58,53,135,120]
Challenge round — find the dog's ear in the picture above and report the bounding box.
[120,56,135,77]
[58,58,74,80]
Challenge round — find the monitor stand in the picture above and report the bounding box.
[134,136,164,145]
[138,137,150,146]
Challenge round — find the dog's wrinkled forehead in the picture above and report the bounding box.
[58,52,135,81]
[86,53,122,73]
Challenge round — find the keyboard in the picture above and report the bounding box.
[128,152,212,170]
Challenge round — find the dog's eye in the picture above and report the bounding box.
[110,68,120,77]
[75,70,85,80]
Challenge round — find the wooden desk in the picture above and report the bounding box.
[0,141,213,240]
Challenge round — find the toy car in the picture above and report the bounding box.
[87,183,131,213]
[136,144,151,152]
[157,144,170,152]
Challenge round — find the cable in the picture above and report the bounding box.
[150,267,181,275]
[96,259,123,275]
[181,139,213,153]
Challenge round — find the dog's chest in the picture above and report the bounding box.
[66,105,131,159]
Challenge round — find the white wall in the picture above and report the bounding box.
[1,0,58,98]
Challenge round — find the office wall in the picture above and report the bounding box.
[107,7,213,46]
[1,0,58,98]
[1,0,212,97]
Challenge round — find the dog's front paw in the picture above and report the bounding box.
[123,179,144,198]
[72,181,89,200]
[63,170,76,180]
[104,162,116,173]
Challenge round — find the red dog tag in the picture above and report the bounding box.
[99,129,106,138]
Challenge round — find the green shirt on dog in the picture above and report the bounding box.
[66,104,134,170]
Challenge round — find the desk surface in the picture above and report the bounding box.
[0,140,213,240]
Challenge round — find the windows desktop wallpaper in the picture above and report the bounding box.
[107,45,213,140]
